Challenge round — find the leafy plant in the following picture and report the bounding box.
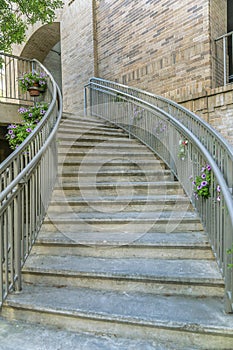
[6,102,49,149]
[18,102,48,123]
[6,122,37,150]
[0,0,63,53]
[227,245,233,269]
[192,164,211,199]
[18,71,47,92]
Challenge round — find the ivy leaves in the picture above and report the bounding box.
[0,0,63,52]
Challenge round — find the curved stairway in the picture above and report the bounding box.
[1,114,233,349]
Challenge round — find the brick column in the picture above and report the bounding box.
[61,0,96,113]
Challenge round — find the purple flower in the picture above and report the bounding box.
[40,109,46,115]
[201,167,206,172]
[18,107,28,114]
[217,185,221,192]
[29,113,33,117]
[201,173,206,179]
[26,128,32,133]
[201,181,208,187]
[197,185,202,190]
[206,164,211,171]
[192,181,196,185]
[11,134,15,139]
[217,196,221,202]
[8,130,13,135]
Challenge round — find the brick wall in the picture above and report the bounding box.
[180,84,233,145]
[95,0,214,101]
[61,0,95,112]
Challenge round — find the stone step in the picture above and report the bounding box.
[3,285,233,349]
[22,255,223,297]
[42,211,203,234]
[58,169,173,182]
[58,148,155,156]
[58,155,161,165]
[58,161,167,172]
[58,140,149,150]
[48,194,192,213]
[0,316,166,350]
[60,121,128,133]
[57,127,126,138]
[62,115,109,125]
[57,134,133,142]
[52,181,184,197]
[32,231,213,260]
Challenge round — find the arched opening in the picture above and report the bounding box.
[20,22,62,91]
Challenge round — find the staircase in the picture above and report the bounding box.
[1,114,233,349]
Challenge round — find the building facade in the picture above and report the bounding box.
[10,0,233,142]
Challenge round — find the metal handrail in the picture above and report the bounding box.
[85,78,233,313]
[0,53,62,305]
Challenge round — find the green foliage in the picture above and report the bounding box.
[0,0,63,53]
[192,164,211,199]
[227,245,233,269]
[6,102,49,149]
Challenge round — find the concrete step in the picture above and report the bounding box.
[52,181,184,197]
[3,285,233,349]
[58,162,166,172]
[58,140,149,151]
[60,122,128,133]
[22,254,223,297]
[48,194,192,213]
[58,169,173,182]
[42,211,203,234]
[33,231,212,259]
[57,127,126,138]
[0,316,167,350]
[57,134,133,142]
[58,155,161,165]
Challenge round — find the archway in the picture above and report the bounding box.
[20,22,62,90]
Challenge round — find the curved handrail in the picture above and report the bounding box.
[0,53,62,305]
[85,78,233,312]
[89,77,233,191]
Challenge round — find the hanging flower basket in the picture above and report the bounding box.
[19,71,47,96]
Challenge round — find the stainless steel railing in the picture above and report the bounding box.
[85,77,233,313]
[0,53,62,305]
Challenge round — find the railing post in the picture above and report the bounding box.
[14,189,22,292]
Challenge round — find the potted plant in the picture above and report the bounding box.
[18,70,47,96]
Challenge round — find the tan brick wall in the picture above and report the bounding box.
[61,0,95,113]
[180,84,233,145]
[95,0,214,101]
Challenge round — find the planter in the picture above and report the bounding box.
[27,84,46,97]
[27,83,40,97]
